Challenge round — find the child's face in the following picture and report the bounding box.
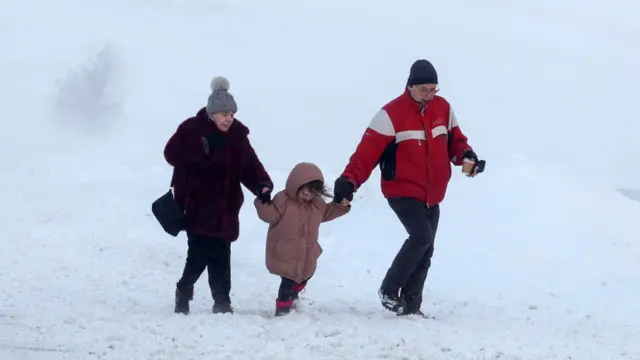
[297,187,315,202]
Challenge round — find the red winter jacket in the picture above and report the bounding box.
[341,89,473,206]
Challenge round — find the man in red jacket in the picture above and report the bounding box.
[333,59,485,317]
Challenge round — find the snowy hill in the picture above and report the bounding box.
[2,0,640,359]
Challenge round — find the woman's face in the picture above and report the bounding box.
[211,112,234,132]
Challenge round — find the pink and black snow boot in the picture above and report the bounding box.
[275,299,295,316]
[292,282,306,301]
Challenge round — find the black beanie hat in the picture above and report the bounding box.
[407,59,438,86]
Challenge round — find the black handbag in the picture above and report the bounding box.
[151,187,187,237]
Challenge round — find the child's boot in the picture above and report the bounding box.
[275,299,294,316]
[292,282,306,301]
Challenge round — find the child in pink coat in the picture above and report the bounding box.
[254,162,351,316]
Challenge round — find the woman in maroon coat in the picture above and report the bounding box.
[164,76,273,315]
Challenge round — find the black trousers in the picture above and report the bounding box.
[176,231,232,305]
[380,197,440,311]
[278,277,308,302]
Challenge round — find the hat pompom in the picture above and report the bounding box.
[210,76,230,91]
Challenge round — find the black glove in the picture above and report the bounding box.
[462,150,478,162]
[463,150,486,175]
[201,132,226,155]
[333,176,355,203]
[257,181,273,204]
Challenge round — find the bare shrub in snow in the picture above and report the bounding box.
[618,188,640,203]
[53,44,122,134]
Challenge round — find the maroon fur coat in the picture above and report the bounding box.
[164,108,273,241]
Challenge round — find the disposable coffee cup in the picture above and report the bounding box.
[462,158,475,176]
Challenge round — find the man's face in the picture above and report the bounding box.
[408,84,439,103]
[210,112,234,132]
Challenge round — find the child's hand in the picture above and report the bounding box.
[258,186,272,204]
[340,199,351,208]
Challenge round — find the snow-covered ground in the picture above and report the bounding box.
[2,0,640,359]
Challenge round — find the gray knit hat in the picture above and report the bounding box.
[205,76,237,116]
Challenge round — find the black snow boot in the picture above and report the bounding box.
[212,302,233,314]
[378,287,405,314]
[396,292,434,318]
[396,296,433,318]
[397,309,432,318]
[174,285,193,314]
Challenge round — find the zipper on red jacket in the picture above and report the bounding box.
[420,103,430,207]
